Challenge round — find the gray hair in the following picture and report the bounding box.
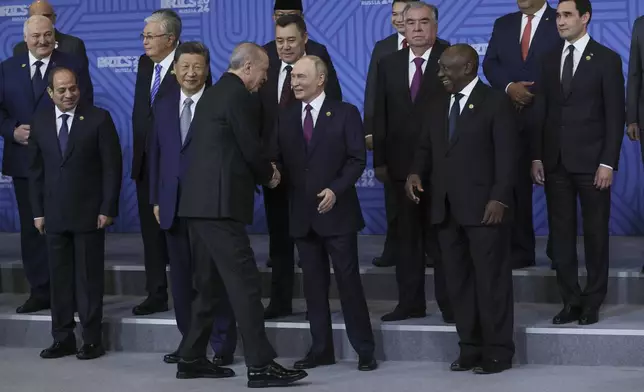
[228,42,267,70]
[23,15,53,36]
[145,9,181,43]
[403,2,438,23]
[301,55,327,87]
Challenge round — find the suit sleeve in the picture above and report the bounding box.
[0,63,18,142]
[363,42,381,137]
[98,112,123,217]
[268,111,284,173]
[483,18,513,90]
[328,105,366,197]
[600,52,626,169]
[148,107,160,206]
[27,118,45,218]
[490,95,518,206]
[372,60,387,168]
[320,46,343,100]
[531,58,547,161]
[73,38,90,73]
[410,112,432,178]
[228,91,274,185]
[627,19,642,125]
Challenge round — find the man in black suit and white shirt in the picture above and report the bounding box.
[531,0,624,326]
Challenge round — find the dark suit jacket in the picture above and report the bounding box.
[373,41,449,181]
[411,81,517,226]
[177,73,274,224]
[27,104,122,233]
[364,34,450,137]
[259,40,342,149]
[532,39,625,173]
[14,29,89,71]
[0,50,93,178]
[627,15,644,160]
[148,83,201,230]
[130,53,213,181]
[272,98,366,238]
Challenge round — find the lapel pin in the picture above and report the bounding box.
[21,64,26,68]
[468,104,474,109]
[585,55,591,61]
[170,69,176,75]
[79,116,84,121]
[326,111,331,117]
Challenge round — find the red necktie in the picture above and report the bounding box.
[303,104,313,144]
[402,38,408,49]
[521,14,534,61]
[279,65,294,108]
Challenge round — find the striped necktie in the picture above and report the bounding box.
[150,64,162,106]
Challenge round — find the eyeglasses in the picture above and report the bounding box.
[140,33,168,41]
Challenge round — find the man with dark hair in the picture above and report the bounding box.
[408,44,517,375]
[532,0,624,325]
[29,66,122,360]
[259,12,342,320]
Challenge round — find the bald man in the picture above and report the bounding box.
[408,44,516,374]
[14,1,89,71]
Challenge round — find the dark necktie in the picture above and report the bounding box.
[279,65,294,108]
[561,45,574,96]
[32,60,44,99]
[448,93,464,141]
[410,57,425,102]
[303,104,313,144]
[59,113,70,153]
[402,38,408,49]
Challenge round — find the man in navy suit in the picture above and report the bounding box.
[0,15,92,314]
[148,42,237,367]
[483,0,561,268]
[271,56,376,372]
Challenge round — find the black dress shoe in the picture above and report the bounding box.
[16,297,50,314]
[293,353,335,370]
[372,257,395,267]
[473,359,511,374]
[40,341,77,359]
[579,308,599,325]
[132,296,168,316]
[358,356,377,371]
[213,353,234,366]
[176,358,235,379]
[247,361,308,388]
[552,305,582,325]
[76,344,105,360]
[511,260,536,269]
[450,357,480,371]
[164,351,180,364]
[381,307,426,322]
[264,305,293,320]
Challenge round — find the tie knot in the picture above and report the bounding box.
[34,60,44,68]
[155,64,162,73]
[453,93,464,101]
[184,97,193,107]
[526,14,535,21]
[402,38,408,48]
[305,104,313,113]
[413,57,425,67]
[568,45,575,55]
[60,113,70,122]
[284,65,293,73]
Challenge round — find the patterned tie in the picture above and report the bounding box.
[150,64,162,106]
[279,65,294,108]
[59,114,70,153]
[521,14,534,61]
[410,57,425,102]
[561,45,574,96]
[303,104,314,144]
[180,97,193,145]
[448,93,464,142]
[402,38,408,49]
[32,60,44,99]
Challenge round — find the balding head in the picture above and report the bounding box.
[228,42,270,93]
[29,0,56,24]
[291,55,326,103]
[437,44,479,94]
[24,15,55,59]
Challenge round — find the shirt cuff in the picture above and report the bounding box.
[505,82,513,93]
[365,134,372,139]
[532,160,542,163]
[599,164,613,170]
[34,217,43,220]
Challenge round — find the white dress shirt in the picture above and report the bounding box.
[560,33,591,78]
[55,105,76,135]
[408,47,432,87]
[150,49,176,91]
[179,84,205,122]
[28,52,50,79]
[302,91,326,127]
[449,76,479,114]
[397,33,406,50]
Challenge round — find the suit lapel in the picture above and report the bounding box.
[398,49,413,106]
[526,7,555,62]
[33,52,58,106]
[414,44,442,104]
[19,54,35,109]
[510,13,524,63]
[62,105,85,164]
[307,99,332,158]
[290,104,307,155]
[448,82,486,150]
[43,109,63,162]
[155,60,177,102]
[567,39,596,98]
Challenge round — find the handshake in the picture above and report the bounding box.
[268,162,281,189]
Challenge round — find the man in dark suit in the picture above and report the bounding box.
[28,67,121,360]
[148,42,237,366]
[13,1,89,71]
[271,56,377,371]
[259,14,343,320]
[407,44,517,374]
[373,2,451,322]
[175,43,307,387]
[0,15,92,314]
[483,0,562,268]
[364,0,449,268]
[531,0,624,326]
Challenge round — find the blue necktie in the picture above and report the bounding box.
[448,93,464,141]
[32,60,44,99]
[150,64,162,106]
[59,114,69,153]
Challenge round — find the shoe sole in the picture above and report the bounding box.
[247,372,308,388]
[40,351,76,359]
[176,372,235,379]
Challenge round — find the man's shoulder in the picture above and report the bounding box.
[493,11,521,28]
[56,30,85,46]
[379,48,406,69]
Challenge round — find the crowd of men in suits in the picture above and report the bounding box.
[0,0,641,386]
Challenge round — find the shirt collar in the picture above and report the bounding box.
[303,91,326,113]
[409,47,432,64]
[454,76,479,99]
[180,84,206,107]
[156,49,176,71]
[55,105,76,119]
[524,1,547,20]
[280,52,306,73]
[28,51,52,67]
[563,33,591,55]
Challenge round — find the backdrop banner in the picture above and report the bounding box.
[0,0,641,235]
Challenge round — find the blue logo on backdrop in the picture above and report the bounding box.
[0,0,642,236]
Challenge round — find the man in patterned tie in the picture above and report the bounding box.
[148,42,237,367]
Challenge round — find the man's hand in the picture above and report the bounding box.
[594,166,613,190]
[153,205,160,224]
[531,161,545,185]
[34,217,45,235]
[405,174,423,204]
[365,135,373,151]
[627,123,640,141]
[482,201,505,225]
[14,124,30,145]
[268,164,281,189]
[507,81,535,106]
[317,188,336,214]
[97,215,113,229]
[374,165,388,183]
